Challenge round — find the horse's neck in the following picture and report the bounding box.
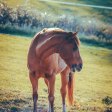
[36,34,63,61]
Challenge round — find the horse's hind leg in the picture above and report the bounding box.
[29,71,38,112]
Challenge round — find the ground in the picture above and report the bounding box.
[0,34,112,112]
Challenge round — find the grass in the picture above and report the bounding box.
[0,34,112,111]
[0,25,36,37]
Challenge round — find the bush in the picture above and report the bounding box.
[0,2,112,43]
[102,96,112,105]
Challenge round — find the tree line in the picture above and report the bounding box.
[0,2,112,43]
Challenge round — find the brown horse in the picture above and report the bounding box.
[27,28,83,112]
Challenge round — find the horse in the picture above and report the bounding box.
[27,28,83,112]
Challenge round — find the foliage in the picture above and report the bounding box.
[102,96,112,105]
[0,2,112,44]
[10,107,19,112]
[102,96,112,112]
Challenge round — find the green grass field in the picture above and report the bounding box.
[0,34,112,112]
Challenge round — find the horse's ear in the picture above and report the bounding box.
[65,32,73,40]
[74,32,78,35]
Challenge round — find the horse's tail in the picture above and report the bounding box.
[67,72,74,106]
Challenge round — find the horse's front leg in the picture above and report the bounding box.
[60,68,69,112]
[29,71,38,112]
[47,75,55,112]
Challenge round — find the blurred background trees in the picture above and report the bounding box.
[0,2,112,43]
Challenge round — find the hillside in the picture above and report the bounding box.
[0,34,112,111]
[1,0,112,23]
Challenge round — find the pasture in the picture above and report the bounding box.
[0,34,112,112]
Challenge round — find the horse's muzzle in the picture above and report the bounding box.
[71,64,82,72]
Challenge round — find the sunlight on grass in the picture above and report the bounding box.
[0,34,112,111]
[1,0,25,7]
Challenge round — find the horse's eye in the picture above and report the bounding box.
[68,39,72,43]
[73,47,77,51]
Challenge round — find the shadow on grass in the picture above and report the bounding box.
[0,98,28,112]
[104,108,112,112]
[102,96,112,112]
[0,97,48,112]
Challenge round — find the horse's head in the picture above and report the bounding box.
[59,32,83,72]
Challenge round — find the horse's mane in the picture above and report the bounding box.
[37,28,80,47]
[41,28,64,33]
[74,35,80,46]
[65,32,80,47]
